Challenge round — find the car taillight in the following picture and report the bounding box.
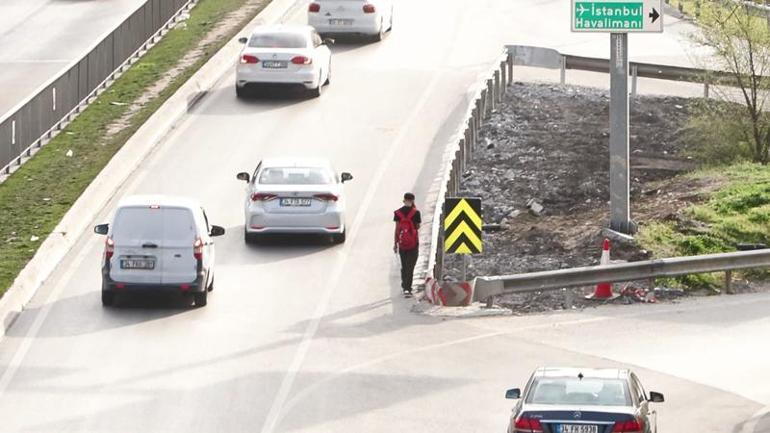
[241,54,259,64]
[612,419,643,432]
[105,237,114,260]
[291,56,312,65]
[363,4,376,13]
[314,193,338,202]
[251,192,277,201]
[513,416,543,433]
[308,2,320,12]
[194,238,203,261]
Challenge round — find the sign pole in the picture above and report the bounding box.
[609,32,632,234]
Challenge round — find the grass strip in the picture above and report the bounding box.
[0,0,268,296]
[637,162,770,287]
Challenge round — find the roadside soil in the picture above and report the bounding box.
[442,82,755,314]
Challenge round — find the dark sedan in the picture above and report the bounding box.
[505,367,664,433]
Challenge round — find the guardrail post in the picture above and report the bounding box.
[507,53,514,84]
[631,65,638,97]
[560,55,566,85]
[486,79,494,114]
[724,270,733,294]
[465,127,473,162]
[501,61,507,90]
[704,82,710,98]
[494,70,502,103]
[480,89,487,118]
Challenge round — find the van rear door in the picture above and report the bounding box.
[110,206,164,285]
[159,207,198,285]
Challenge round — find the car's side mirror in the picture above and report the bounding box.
[238,37,248,44]
[210,225,226,237]
[341,172,353,183]
[94,224,109,235]
[323,37,335,45]
[648,391,664,403]
[236,172,250,182]
[505,388,521,399]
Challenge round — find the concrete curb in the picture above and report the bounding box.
[410,298,511,318]
[0,0,303,339]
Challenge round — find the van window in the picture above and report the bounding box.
[112,208,164,244]
[111,207,196,245]
[163,209,197,245]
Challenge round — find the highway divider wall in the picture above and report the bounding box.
[0,0,194,179]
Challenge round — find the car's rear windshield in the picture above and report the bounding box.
[112,207,196,244]
[526,377,632,406]
[258,167,334,185]
[248,33,307,48]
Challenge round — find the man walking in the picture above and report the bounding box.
[393,192,421,296]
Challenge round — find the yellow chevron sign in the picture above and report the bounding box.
[444,197,482,254]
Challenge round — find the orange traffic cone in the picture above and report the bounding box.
[586,238,617,300]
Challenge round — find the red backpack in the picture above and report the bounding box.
[396,208,418,251]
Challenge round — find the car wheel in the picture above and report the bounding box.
[244,229,258,244]
[102,290,115,307]
[325,63,331,85]
[373,19,385,41]
[332,230,346,244]
[309,78,323,98]
[236,85,247,99]
[194,290,208,307]
[207,274,214,292]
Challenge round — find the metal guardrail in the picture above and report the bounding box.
[424,51,514,294]
[507,45,763,98]
[0,0,194,178]
[423,45,770,306]
[473,249,770,303]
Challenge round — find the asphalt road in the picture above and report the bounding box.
[0,0,149,119]
[0,1,766,432]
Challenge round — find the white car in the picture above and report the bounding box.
[308,0,393,41]
[236,25,332,98]
[236,158,353,244]
[93,195,225,307]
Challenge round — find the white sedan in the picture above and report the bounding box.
[235,25,332,98]
[236,158,353,244]
[308,0,393,41]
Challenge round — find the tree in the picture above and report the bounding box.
[693,1,770,164]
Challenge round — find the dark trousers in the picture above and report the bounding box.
[398,248,419,292]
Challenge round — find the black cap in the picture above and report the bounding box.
[403,192,415,201]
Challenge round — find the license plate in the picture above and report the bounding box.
[559,425,598,433]
[329,19,353,25]
[280,198,312,207]
[121,259,155,270]
[262,60,287,69]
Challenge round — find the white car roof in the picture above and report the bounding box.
[260,157,333,169]
[116,195,201,210]
[250,25,313,36]
[534,367,630,380]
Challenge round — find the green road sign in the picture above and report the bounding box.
[571,0,663,33]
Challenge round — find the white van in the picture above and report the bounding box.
[94,195,225,307]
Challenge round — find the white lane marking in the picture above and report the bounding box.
[280,330,505,415]
[0,236,99,395]
[258,73,445,433]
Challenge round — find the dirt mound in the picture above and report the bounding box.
[443,82,701,312]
